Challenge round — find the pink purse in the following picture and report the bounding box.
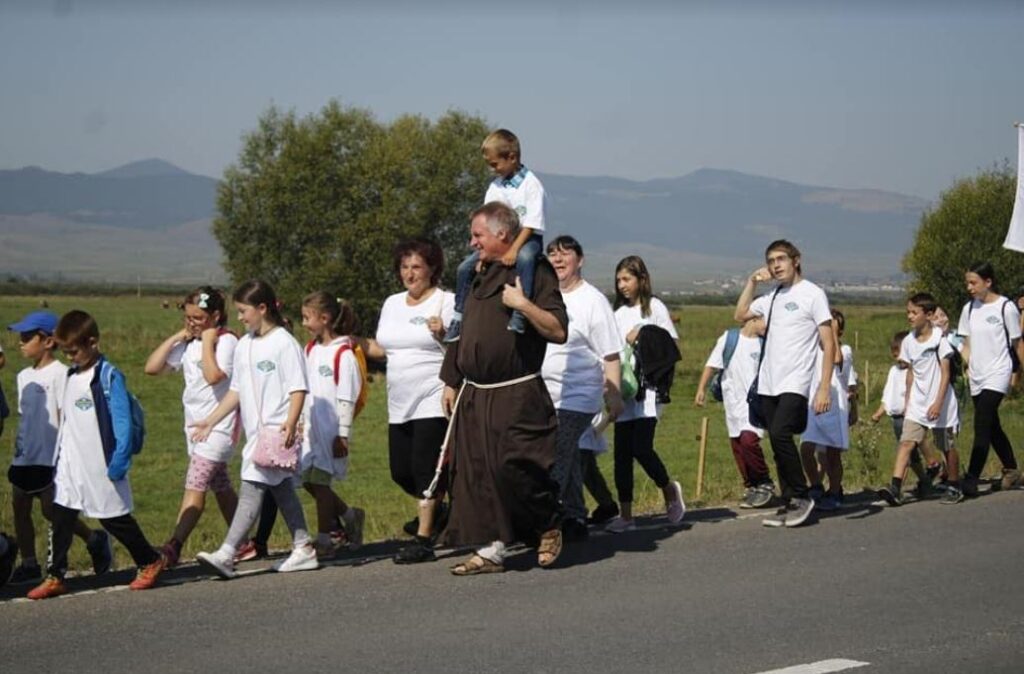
[248,339,300,471]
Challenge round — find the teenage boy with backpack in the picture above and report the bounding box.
[695,316,775,508]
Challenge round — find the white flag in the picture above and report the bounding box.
[1004,125,1024,252]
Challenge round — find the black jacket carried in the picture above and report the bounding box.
[633,324,681,404]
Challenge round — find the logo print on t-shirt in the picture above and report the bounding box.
[319,364,333,378]
[515,205,527,217]
[785,302,799,312]
[410,316,428,325]
[75,396,94,411]
[256,360,276,373]
[986,316,1001,325]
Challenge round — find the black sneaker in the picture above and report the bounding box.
[562,518,589,543]
[878,486,903,507]
[588,502,619,525]
[393,541,436,565]
[0,533,16,588]
[914,479,934,500]
[940,486,964,505]
[9,563,43,586]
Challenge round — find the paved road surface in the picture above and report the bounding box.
[2,490,1023,673]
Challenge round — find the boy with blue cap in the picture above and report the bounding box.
[6,311,112,585]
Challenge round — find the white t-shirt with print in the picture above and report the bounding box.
[230,328,309,486]
[375,290,454,424]
[542,281,622,414]
[705,331,764,438]
[615,298,678,421]
[167,334,239,463]
[957,297,1022,396]
[13,361,67,467]
[840,344,857,389]
[750,280,832,397]
[881,364,908,416]
[483,168,546,233]
[900,329,958,429]
[302,337,362,479]
[53,366,133,518]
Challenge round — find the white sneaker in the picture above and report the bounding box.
[196,550,236,579]
[666,480,686,524]
[274,544,319,573]
[604,516,636,534]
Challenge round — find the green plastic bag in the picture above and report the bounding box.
[621,343,638,401]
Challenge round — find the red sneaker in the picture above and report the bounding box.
[233,540,265,563]
[27,576,68,600]
[129,557,165,591]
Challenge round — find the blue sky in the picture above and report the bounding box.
[1,1,1022,198]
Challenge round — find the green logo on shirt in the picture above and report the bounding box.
[318,365,333,377]
[987,316,1001,325]
[75,396,93,411]
[516,205,527,217]
[785,302,799,311]
[256,360,276,373]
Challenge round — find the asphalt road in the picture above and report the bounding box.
[2,490,1023,674]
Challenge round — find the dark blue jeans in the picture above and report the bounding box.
[453,234,544,319]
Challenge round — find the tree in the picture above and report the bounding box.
[903,164,1024,317]
[213,101,491,331]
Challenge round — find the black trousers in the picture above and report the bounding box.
[613,418,670,503]
[388,418,448,498]
[967,389,1017,478]
[49,503,158,579]
[580,450,615,507]
[759,393,809,501]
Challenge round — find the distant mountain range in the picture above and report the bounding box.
[0,159,928,285]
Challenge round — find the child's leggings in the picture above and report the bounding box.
[223,480,310,553]
[967,389,1017,479]
[48,503,159,579]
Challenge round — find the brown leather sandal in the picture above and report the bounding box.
[450,555,504,576]
[537,528,563,568]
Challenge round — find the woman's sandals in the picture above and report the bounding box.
[450,555,504,576]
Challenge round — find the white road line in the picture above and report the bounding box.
[752,659,870,674]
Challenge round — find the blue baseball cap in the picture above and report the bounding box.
[8,311,59,335]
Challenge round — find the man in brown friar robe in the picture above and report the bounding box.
[440,201,568,575]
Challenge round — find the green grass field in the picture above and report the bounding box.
[1,296,1021,571]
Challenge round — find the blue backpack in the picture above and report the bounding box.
[100,361,146,455]
[709,328,741,402]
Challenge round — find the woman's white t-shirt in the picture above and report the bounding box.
[705,331,764,438]
[542,281,622,414]
[53,366,133,518]
[230,327,309,486]
[302,337,362,479]
[167,334,239,463]
[13,360,67,467]
[900,329,958,429]
[957,297,1022,396]
[615,297,678,422]
[750,280,832,397]
[375,289,454,424]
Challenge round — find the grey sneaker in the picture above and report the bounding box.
[739,487,757,509]
[1000,468,1022,491]
[940,486,964,504]
[783,498,815,528]
[750,483,775,509]
[762,506,788,528]
[86,530,113,575]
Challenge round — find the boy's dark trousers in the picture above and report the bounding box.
[759,393,810,501]
[48,502,159,578]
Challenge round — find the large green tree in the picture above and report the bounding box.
[214,101,491,330]
[903,164,1024,316]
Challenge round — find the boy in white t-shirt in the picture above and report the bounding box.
[878,293,963,506]
[446,129,546,341]
[27,311,166,599]
[734,239,835,528]
[695,316,775,508]
[6,311,111,586]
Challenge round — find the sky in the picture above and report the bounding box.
[1,1,1022,199]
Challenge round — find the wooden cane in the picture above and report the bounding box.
[696,416,709,501]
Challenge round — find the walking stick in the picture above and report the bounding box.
[696,416,709,501]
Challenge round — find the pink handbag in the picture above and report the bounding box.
[248,338,300,471]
